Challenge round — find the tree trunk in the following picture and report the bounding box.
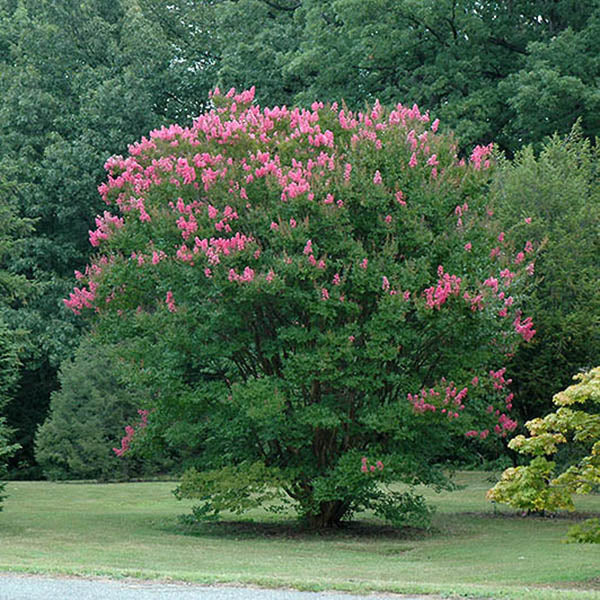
[305,500,349,528]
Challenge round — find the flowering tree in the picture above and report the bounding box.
[66,88,536,527]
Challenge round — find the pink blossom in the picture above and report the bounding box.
[332,273,341,285]
[524,240,533,254]
[382,276,390,291]
[409,152,418,168]
[384,214,392,224]
[152,250,166,265]
[526,262,535,276]
[321,288,329,300]
[270,221,279,231]
[470,143,493,170]
[165,290,177,312]
[241,266,255,282]
[424,267,461,309]
[289,218,297,228]
[498,232,505,242]
[303,239,313,255]
[514,314,536,342]
[524,217,532,224]
[431,118,440,133]
[514,251,525,264]
[464,242,472,251]
[373,170,383,185]
[344,163,352,181]
[395,190,406,205]
[88,211,124,247]
[359,258,368,269]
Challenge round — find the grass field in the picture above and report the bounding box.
[0,472,599,599]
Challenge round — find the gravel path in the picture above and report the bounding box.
[0,574,435,600]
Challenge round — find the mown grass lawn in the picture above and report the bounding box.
[0,472,599,599]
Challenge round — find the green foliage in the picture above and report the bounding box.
[566,518,600,544]
[180,0,600,153]
[0,0,215,474]
[0,318,20,510]
[488,366,600,538]
[0,191,29,503]
[2,0,599,477]
[500,13,600,149]
[491,127,600,423]
[34,335,165,481]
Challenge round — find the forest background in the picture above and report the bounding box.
[0,0,598,485]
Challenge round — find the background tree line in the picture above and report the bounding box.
[0,0,598,480]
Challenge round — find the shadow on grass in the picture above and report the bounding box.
[170,517,432,542]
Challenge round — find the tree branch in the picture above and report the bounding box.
[488,36,529,56]
[261,0,302,11]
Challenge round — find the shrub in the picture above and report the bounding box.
[491,127,600,423]
[488,366,600,542]
[66,88,536,527]
[35,335,168,481]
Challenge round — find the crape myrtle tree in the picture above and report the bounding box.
[66,89,537,528]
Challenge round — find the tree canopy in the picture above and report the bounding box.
[67,89,538,526]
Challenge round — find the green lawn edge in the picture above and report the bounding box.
[2,564,600,600]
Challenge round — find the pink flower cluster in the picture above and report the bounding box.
[228,266,255,283]
[465,429,489,439]
[470,143,493,170]
[64,284,96,315]
[489,367,511,390]
[194,232,253,264]
[89,211,124,247]
[361,456,384,473]
[514,314,536,341]
[64,262,106,314]
[303,239,326,269]
[165,290,177,312]
[113,409,149,457]
[424,266,461,309]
